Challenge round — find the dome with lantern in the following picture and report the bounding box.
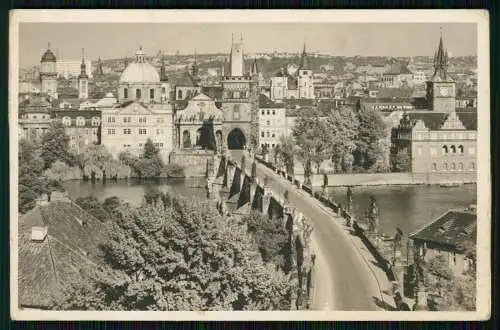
[41,48,57,63]
[119,47,160,84]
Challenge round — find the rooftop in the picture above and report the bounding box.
[410,206,477,252]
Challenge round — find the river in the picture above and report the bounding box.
[63,178,476,239]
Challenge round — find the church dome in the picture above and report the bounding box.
[41,48,56,63]
[119,47,160,84]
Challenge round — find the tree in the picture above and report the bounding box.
[57,193,294,310]
[325,106,359,173]
[75,195,110,222]
[278,135,295,175]
[40,122,75,169]
[144,138,159,160]
[354,105,388,170]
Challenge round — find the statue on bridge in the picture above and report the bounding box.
[346,186,353,213]
[366,196,379,234]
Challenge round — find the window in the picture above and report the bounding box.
[272,110,276,115]
[458,162,464,170]
[139,143,143,147]
[233,105,240,120]
[62,116,71,126]
[124,88,128,99]
[266,120,270,126]
[76,117,85,127]
[139,129,147,135]
[157,117,164,124]
[272,132,276,138]
[470,162,475,170]
[267,110,270,115]
[450,145,456,154]
[136,89,142,99]
[107,129,115,135]
[261,110,265,115]
[266,131,270,138]
[272,144,275,147]
[139,117,147,123]
[160,143,164,147]
[107,116,115,123]
[33,115,37,119]
[162,87,166,93]
[442,145,448,155]
[469,147,475,155]
[432,163,437,171]
[91,117,100,126]
[443,162,449,171]
[123,117,131,123]
[178,90,183,99]
[150,89,155,99]
[458,145,464,154]
[451,163,456,171]
[261,132,264,137]
[123,129,131,135]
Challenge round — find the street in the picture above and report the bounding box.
[230,150,384,310]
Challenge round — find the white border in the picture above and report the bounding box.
[9,9,491,321]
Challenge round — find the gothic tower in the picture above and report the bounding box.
[426,32,456,113]
[40,43,58,99]
[78,48,89,100]
[229,34,244,77]
[297,42,314,99]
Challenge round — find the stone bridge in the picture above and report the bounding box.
[205,152,316,310]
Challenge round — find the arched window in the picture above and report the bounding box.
[458,145,464,154]
[178,90,183,100]
[136,89,141,99]
[442,145,448,155]
[450,145,456,154]
[470,162,475,171]
[432,163,437,171]
[182,130,191,148]
[123,88,128,99]
[162,87,166,94]
[451,163,456,171]
[62,116,71,126]
[76,116,86,127]
[443,162,449,171]
[150,89,155,99]
[458,162,464,170]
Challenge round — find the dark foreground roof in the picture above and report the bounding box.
[410,207,477,252]
[18,199,110,308]
[406,111,477,131]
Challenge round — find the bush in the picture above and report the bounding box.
[44,161,82,181]
[162,163,186,178]
[75,195,110,222]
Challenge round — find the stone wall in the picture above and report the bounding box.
[169,150,216,177]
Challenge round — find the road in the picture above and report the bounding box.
[230,150,383,311]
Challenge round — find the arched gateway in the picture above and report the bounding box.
[227,128,246,150]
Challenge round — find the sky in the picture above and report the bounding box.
[18,22,477,68]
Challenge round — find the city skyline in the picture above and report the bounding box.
[18,22,477,68]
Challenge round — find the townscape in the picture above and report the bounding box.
[17,23,478,313]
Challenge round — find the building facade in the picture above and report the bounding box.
[258,95,286,148]
[53,110,101,154]
[40,46,58,99]
[18,93,53,142]
[101,47,173,162]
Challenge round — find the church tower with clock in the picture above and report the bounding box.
[426,33,456,113]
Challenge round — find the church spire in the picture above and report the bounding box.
[191,49,199,78]
[431,29,450,81]
[160,49,168,82]
[299,41,310,70]
[79,48,88,79]
[250,58,258,76]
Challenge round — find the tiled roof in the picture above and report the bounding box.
[18,200,110,308]
[202,86,223,100]
[258,94,285,108]
[175,70,199,87]
[384,63,413,75]
[19,95,52,113]
[410,207,476,251]
[406,111,477,131]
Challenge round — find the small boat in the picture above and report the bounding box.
[439,182,460,188]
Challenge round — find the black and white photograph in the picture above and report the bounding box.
[9,10,490,321]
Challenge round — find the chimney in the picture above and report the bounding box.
[31,226,48,242]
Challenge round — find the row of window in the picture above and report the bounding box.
[106,116,165,124]
[123,87,165,100]
[107,128,165,135]
[261,131,276,138]
[22,114,49,120]
[261,109,277,116]
[62,116,100,127]
[416,145,475,156]
[70,130,98,138]
[431,162,475,171]
[414,132,476,140]
[123,142,164,148]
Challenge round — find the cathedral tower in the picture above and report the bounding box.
[78,48,89,100]
[297,42,314,99]
[229,34,244,77]
[40,43,58,99]
[426,31,456,113]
